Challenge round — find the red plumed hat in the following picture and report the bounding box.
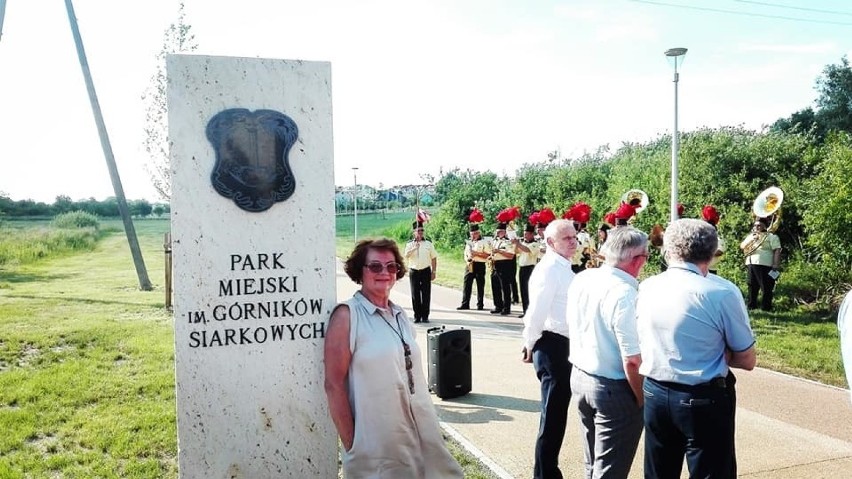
[571,202,592,224]
[615,202,636,220]
[702,205,720,225]
[538,207,556,226]
[561,208,574,220]
[496,207,514,223]
[603,212,616,226]
[528,211,541,226]
[468,208,484,224]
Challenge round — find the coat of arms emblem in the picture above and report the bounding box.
[206,108,298,212]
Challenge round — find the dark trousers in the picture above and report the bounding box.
[491,260,514,313]
[727,370,738,477]
[511,257,520,302]
[461,262,485,308]
[519,265,535,313]
[409,267,431,321]
[643,377,735,479]
[532,331,573,479]
[747,264,775,311]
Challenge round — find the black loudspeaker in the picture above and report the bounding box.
[427,327,471,399]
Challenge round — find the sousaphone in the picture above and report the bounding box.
[621,189,649,215]
[742,186,783,255]
[752,186,783,233]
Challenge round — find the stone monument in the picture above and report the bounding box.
[168,54,337,478]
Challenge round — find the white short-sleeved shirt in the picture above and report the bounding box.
[839,290,852,404]
[522,251,575,352]
[637,262,756,385]
[566,265,640,380]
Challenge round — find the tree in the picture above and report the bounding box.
[142,3,197,200]
[771,56,852,142]
[815,56,852,135]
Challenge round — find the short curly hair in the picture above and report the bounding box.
[663,219,718,264]
[343,238,406,284]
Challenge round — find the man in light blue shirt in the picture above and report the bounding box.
[637,219,756,479]
[566,226,649,478]
[521,219,578,479]
[839,290,852,404]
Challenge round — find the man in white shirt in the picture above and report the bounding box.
[566,226,649,478]
[638,219,756,478]
[403,221,438,323]
[521,219,578,479]
[839,290,852,404]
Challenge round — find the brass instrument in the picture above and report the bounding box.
[585,240,603,268]
[741,187,783,255]
[621,189,649,215]
[649,224,665,248]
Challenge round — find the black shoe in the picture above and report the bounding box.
[500,310,510,316]
[477,305,484,311]
[517,313,525,318]
[490,309,502,314]
[422,319,429,323]
[414,319,422,323]
[456,305,470,310]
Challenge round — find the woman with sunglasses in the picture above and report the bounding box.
[324,238,463,478]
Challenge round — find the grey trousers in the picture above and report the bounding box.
[571,367,643,479]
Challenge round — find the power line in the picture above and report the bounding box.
[735,0,852,17]
[630,0,852,26]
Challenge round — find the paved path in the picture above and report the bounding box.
[336,266,852,478]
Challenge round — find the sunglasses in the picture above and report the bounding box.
[364,261,402,274]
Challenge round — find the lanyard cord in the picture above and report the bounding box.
[379,310,414,394]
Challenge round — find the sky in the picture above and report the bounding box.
[1,0,851,203]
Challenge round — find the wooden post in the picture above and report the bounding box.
[164,232,172,310]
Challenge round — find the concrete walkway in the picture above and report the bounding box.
[336,266,852,478]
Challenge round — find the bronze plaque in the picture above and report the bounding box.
[206,109,298,212]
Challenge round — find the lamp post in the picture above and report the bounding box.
[665,47,687,224]
[352,167,359,242]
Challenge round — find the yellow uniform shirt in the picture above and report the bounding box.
[404,240,437,270]
[741,233,780,267]
[517,240,541,267]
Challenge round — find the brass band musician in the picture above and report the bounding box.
[457,224,490,311]
[739,217,781,311]
[490,223,516,316]
[515,224,541,317]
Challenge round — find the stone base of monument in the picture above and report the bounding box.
[168,54,337,477]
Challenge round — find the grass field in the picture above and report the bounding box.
[0,215,845,477]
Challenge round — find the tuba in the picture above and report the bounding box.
[742,187,783,255]
[621,189,649,215]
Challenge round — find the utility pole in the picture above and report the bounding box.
[65,0,152,290]
[0,0,7,43]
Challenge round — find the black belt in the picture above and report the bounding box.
[650,376,727,390]
[409,267,431,272]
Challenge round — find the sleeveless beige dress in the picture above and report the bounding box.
[340,292,463,479]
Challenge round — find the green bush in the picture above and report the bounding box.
[52,211,100,230]
[0,226,100,266]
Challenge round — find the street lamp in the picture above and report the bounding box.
[352,167,359,242]
[665,47,687,224]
